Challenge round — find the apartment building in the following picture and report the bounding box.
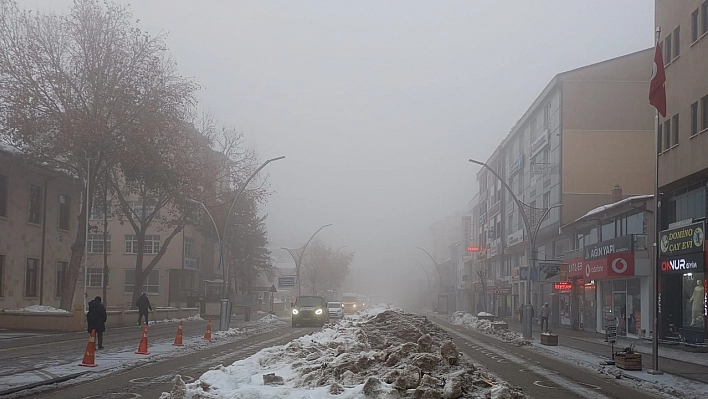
[0,146,83,310]
[655,1,708,343]
[473,49,656,325]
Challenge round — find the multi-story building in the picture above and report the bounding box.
[655,1,708,343]
[0,146,83,310]
[474,49,657,326]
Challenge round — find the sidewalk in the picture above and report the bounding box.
[502,318,708,368]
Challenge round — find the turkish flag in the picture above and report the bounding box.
[649,43,667,117]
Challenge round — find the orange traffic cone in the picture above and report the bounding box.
[135,325,150,355]
[173,321,184,346]
[78,329,97,367]
[203,319,212,340]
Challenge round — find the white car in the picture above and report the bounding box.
[327,302,345,319]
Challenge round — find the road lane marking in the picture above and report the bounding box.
[534,380,557,389]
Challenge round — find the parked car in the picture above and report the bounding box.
[291,295,328,327]
[327,301,344,319]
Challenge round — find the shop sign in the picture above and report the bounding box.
[554,282,572,291]
[184,257,198,270]
[658,252,704,274]
[582,253,635,279]
[704,278,708,318]
[508,153,524,177]
[507,229,524,246]
[566,257,584,278]
[531,162,550,176]
[659,221,705,257]
[584,235,633,260]
[490,238,501,257]
[559,264,569,282]
[530,130,549,158]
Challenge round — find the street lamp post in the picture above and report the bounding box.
[469,158,561,340]
[416,247,442,289]
[188,155,285,330]
[412,258,432,309]
[282,223,332,296]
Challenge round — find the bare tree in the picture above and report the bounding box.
[474,264,488,313]
[0,0,197,309]
[301,240,352,296]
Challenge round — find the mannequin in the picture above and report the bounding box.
[688,280,704,326]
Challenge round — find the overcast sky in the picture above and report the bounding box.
[26,1,655,288]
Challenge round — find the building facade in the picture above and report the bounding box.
[0,148,83,310]
[473,49,656,326]
[655,0,708,343]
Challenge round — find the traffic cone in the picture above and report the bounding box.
[203,319,212,340]
[173,321,184,346]
[135,325,150,355]
[78,329,97,367]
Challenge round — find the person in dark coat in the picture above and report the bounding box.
[86,296,107,349]
[136,292,152,325]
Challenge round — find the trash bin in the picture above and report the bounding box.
[219,299,232,331]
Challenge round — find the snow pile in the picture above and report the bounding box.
[451,312,529,346]
[153,314,204,324]
[258,314,281,324]
[214,327,248,338]
[161,310,528,399]
[477,312,494,317]
[3,305,69,313]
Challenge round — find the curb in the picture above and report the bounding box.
[0,372,87,397]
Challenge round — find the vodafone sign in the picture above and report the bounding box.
[581,253,635,279]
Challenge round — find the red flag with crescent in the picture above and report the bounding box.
[649,43,666,117]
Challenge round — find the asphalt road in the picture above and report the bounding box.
[10,325,319,399]
[430,316,664,399]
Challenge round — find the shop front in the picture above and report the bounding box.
[658,221,707,343]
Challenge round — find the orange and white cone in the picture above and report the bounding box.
[78,329,97,367]
[203,319,212,340]
[135,325,150,355]
[173,321,184,346]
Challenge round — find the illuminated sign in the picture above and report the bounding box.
[530,130,549,158]
[659,221,705,256]
[659,252,703,274]
[554,282,572,291]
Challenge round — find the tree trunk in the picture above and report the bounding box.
[131,230,146,309]
[60,203,88,311]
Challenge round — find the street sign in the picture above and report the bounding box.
[606,324,617,344]
[531,163,550,175]
[278,276,295,288]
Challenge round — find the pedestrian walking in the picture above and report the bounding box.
[526,301,535,326]
[87,296,107,349]
[540,302,550,332]
[136,292,152,325]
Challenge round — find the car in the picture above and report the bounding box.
[291,295,329,327]
[327,301,344,319]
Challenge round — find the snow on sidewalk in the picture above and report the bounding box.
[161,305,529,399]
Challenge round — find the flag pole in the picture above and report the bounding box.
[649,25,664,376]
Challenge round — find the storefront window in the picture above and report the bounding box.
[627,279,641,335]
[602,280,613,330]
[683,272,706,328]
[583,282,597,331]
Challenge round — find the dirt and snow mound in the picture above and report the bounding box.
[161,309,529,398]
[450,312,530,346]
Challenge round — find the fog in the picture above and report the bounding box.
[25,1,655,301]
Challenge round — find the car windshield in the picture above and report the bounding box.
[295,297,323,307]
[328,302,341,308]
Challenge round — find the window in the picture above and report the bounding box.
[125,235,161,254]
[672,114,679,146]
[542,192,551,221]
[185,237,194,257]
[128,201,157,220]
[530,118,537,141]
[507,214,513,235]
[691,102,699,136]
[56,261,67,297]
[626,212,645,235]
[25,258,39,297]
[703,1,708,35]
[666,184,706,225]
[0,255,4,297]
[601,220,616,241]
[664,33,672,65]
[657,123,663,153]
[683,272,706,327]
[85,268,108,287]
[673,26,680,59]
[124,269,159,294]
[664,119,671,148]
[0,174,6,217]
[702,95,708,131]
[517,209,523,230]
[58,194,70,230]
[88,233,111,254]
[90,201,112,220]
[693,9,700,42]
[28,184,42,224]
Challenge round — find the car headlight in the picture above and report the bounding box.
[353,304,357,308]
[292,309,299,315]
[315,309,323,315]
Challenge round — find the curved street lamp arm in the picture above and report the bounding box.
[416,247,442,280]
[187,199,221,245]
[297,224,333,267]
[281,247,298,263]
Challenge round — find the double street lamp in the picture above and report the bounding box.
[282,223,332,296]
[469,158,561,339]
[188,155,285,319]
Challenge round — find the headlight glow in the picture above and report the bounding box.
[292,309,299,315]
[353,304,357,308]
[315,309,323,315]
